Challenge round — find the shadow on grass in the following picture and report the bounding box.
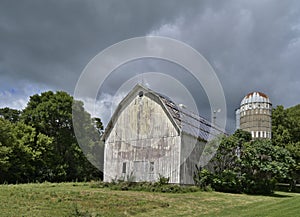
[268,193,293,198]
[246,192,293,198]
[248,192,293,198]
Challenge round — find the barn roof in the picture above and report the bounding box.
[102,84,224,142]
[158,92,224,141]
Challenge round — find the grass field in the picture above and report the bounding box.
[0,182,299,217]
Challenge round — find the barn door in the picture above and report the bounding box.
[133,161,149,182]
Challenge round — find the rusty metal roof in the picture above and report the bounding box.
[157,92,225,141]
[241,91,271,106]
[246,91,268,99]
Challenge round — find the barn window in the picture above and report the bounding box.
[138,91,144,97]
[122,162,127,173]
[149,162,154,173]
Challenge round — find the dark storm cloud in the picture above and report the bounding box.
[1,0,300,132]
[148,0,300,131]
[0,0,202,91]
[0,0,210,114]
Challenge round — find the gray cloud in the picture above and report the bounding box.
[1,0,300,133]
[0,0,201,90]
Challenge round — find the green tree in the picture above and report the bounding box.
[0,118,14,181]
[11,122,53,183]
[0,117,52,183]
[0,107,21,123]
[286,104,300,143]
[272,104,300,145]
[285,142,300,190]
[207,130,251,193]
[272,104,300,186]
[240,140,294,194]
[21,91,102,182]
[199,130,294,194]
[210,130,251,174]
[72,100,104,176]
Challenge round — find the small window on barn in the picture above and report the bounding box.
[149,162,154,173]
[138,91,144,97]
[122,162,126,173]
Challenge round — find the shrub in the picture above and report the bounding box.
[242,177,277,195]
[212,170,242,193]
[193,166,213,190]
[156,174,169,186]
[89,179,201,194]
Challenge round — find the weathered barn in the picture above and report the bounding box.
[103,84,221,184]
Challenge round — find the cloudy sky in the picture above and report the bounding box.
[1,0,300,133]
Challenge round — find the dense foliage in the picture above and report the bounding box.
[194,104,300,194]
[272,105,300,188]
[0,91,103,183]
[0,118,52,183]
[194,130,296,194]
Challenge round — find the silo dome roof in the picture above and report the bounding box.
[241,92,271,106]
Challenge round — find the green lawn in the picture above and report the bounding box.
[0,182,299,217]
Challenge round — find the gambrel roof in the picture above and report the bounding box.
[102,84,224,142]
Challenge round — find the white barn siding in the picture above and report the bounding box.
[180,133,206,184]
[104,95,181,183]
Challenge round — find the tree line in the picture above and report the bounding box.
[1,90,299,194]
[0,91,103,183]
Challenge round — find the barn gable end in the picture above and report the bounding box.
[103,85,182,183]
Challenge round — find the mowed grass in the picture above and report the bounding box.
[0,182,299,217]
